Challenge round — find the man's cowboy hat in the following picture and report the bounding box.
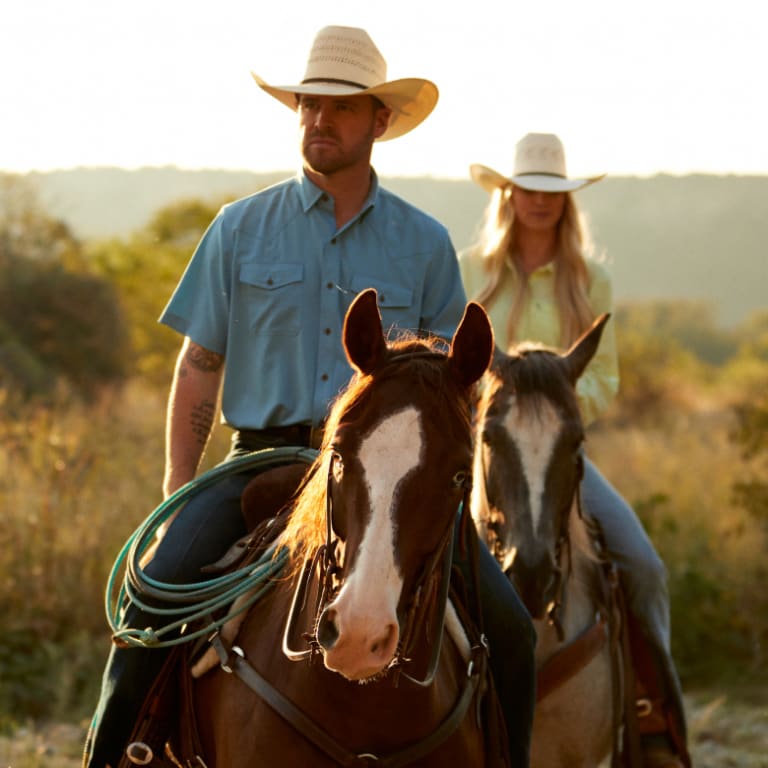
[470,133,605,193]
[251,25,438,141]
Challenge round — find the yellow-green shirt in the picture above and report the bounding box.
[458,250,619,426]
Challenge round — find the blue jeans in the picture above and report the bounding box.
[581,457,685,712]
[86,441,535,767]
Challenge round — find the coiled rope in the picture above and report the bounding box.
[105,446,317,649]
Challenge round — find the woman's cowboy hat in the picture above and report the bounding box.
[470,133,605,193]
[251,25,438,141]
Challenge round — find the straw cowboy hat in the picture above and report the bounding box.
[470,133,605,194]
[251,25,438,141]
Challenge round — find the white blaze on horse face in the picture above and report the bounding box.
[324,405,423,677]
[505,395,562,535]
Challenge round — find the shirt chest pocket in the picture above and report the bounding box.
[350,275,417,332]
[239,262,304,336]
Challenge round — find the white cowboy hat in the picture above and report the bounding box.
[470,133,605,193]
[251,25,438,141]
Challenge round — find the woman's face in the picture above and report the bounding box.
[510,186,566,232]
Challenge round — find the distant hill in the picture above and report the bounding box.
[26,167,767,326]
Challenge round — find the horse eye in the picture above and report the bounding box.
[452,470,468,488]
[331,451,344,482]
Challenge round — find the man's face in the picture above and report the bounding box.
[298,94,391,176]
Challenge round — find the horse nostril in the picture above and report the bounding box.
[317,608,339,650]
[369,623,397,657]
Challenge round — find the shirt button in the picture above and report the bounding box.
[331,238,337,245]
[324,328,332,335]
[321,373,329,381]
[380,294,386,302]
[327,282,334,289]
[267,278,274,286]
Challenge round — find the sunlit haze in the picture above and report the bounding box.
[3,0,767,178]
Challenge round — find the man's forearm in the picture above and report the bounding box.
[163,338,224,499]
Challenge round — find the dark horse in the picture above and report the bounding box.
[182,289,500,767]
[470,315,632,767]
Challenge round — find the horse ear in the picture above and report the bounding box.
[563,313,610,382]
[343,289,387,375]
[449,302,495,388]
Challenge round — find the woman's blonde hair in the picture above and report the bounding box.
[471,186,596,348]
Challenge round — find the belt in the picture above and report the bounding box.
[236,424,325,451]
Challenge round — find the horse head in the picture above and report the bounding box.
[284,289,493,682]
[471,314,609,621]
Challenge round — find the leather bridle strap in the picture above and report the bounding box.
[210,633,484,768]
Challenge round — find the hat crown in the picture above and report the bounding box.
[302,26,387,89]
[513,133,567,178]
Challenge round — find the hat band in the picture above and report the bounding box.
[302,76,370,90]
[517,172,567,179]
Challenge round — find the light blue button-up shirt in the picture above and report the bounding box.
[159,171,467,430]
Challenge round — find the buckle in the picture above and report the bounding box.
[636,697,653,717]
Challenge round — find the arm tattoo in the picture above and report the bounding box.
[185,342,224,373]
[190,400,215,445]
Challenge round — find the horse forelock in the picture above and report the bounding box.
[502,348,579,417]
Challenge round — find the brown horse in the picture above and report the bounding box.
[184,289,500,767]
[470,315,629,767]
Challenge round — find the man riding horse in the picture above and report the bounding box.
[83,24,536,768]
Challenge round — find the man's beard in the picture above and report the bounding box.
[302,128,375,175]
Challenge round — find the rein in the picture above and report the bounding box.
[211,630,487,768]
[545,452,585,642]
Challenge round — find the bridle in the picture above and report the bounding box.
[283,446,471,687]
[284,346,474,681]
[480,414,585,642]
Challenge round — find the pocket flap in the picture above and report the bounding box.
[239,263,304,290]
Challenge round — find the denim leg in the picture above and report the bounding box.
[581,457,671,651]
[453,518,536,766]
[86,471,254,767]
[580,457,685,711]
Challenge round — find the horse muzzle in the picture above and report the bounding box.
[316,602,400,682]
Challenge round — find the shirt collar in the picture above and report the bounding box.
[297,168,380,219]
[504,255,556,276]
[530,261,556,276]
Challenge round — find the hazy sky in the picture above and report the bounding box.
[3,0,766,179]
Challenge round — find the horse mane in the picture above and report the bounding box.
[277,332,474,575]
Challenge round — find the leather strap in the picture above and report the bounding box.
[211,633,484,768]
[536,615,609,702]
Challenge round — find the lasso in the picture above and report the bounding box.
[105,446,317,649]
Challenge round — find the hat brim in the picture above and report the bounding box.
[470,163,605,194]
[252,73,438,141]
